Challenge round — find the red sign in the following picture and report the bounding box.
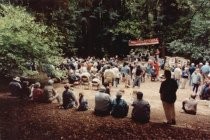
[128,38,159,46]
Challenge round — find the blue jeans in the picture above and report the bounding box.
[133,76,141,87]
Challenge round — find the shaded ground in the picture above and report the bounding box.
[0,77,210,140]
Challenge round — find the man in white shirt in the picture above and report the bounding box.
[182,94,197,115]
[174,64,182,87]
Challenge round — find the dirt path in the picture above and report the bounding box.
[0,78,210,139]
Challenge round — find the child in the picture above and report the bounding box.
[77,93,88,111]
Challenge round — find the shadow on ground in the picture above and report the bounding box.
[0,95,209,140]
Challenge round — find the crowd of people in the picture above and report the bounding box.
[8,55,210,125]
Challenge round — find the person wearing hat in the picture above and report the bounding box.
[9,76,22,96]
[43,79,62,105]
[32,82,44,102]
[131,91,150,123]
[62,84,78,109]
[94,86,112,116]
[110,90,129,118]
[182,94,198,115]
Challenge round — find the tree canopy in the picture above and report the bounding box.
[0,4,62,77]
[0,0,210,76]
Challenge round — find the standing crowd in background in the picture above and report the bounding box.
[8,52,210,125]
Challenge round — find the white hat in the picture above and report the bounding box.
[13,77,20,82]
[48,79,54,85]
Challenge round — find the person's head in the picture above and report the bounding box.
[22,81,29,87]
[13,76,21,82]
[191,63,195,67]
[34,82,41,88]
[64,84,70,89]
[48,79,54,85]
[199,62,203,67]
[103,81,109,87]
[79,92,84,98]
[190,94,196,99]
[99,86,106,93]
[195,68,200,74]
[137,65,141,69]
[116,90,124,99]
[136,91,143,100]
[164,70,171,79]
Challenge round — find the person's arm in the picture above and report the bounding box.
[72,92,78,106]
[52,88,57,96]
[159,83,163,94]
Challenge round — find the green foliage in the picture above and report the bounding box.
[0,4,63,77]
[110,20,142,39]
[49,0,80,56]
[168,1,210,61]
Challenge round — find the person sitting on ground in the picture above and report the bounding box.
[32,82,44,102]
[94,86,112,116]
[62,84,78,109]
[111,90,129,118]
[21,81,31,99]
[131,91,150,123]
[200,81,210,100]
[43,80,62,105]
[103,81,110,95]
[77,92,88,111]
[182,94,198,115]
[9,76,22,97]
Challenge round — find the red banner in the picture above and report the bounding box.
[128,38,159,46]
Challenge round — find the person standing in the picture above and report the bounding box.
[121,62,131,88]
[189,63,196,86]
[159,70,178,125]
[132,65,143,88]
[173,64,182,87]
[180,67,189,89]
[191,68,202,94]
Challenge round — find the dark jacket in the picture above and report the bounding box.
[111,98,129,118]
[62,90,77,109]
[159,79,178,103]
[9,80,22,96]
